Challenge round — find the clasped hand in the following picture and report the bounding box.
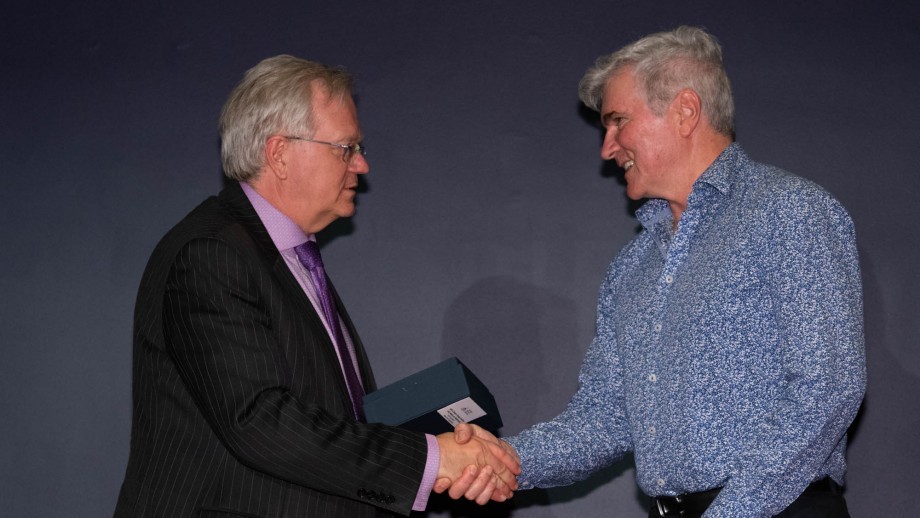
[434,424,522,505]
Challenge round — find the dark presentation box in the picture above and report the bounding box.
[363,357,503,435]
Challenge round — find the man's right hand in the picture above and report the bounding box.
[433,424,521,504]
[434,425,521,504]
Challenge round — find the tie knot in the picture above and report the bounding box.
[294,241,324,271]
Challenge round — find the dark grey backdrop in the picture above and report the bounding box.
[2,1,917,516]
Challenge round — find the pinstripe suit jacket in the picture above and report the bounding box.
[115,182,428,517]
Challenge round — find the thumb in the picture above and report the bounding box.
[453,423,473,444]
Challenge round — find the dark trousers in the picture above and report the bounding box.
[648,479,850,518]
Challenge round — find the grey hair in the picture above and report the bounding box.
[219,55,354,182]
[578,26,735,137]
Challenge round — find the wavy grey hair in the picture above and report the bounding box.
[219,55,353,182]
[578,26,734,137]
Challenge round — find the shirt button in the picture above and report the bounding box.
[664,275,673,284]
[648,373,657,382]
[648,426,656,434]
[653,323,662,333]
[657,478,666,487]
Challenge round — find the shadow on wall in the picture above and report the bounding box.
[844,245,915,516]
[439,275,563,433]
[421,275,648,516]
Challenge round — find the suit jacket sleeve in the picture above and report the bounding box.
[163,235,427,515]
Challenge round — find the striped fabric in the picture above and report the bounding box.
[115,182,427,517]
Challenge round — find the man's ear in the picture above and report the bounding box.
[264,135,289,180]
[675,88,702,137]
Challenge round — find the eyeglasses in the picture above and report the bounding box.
[284,136,366,163]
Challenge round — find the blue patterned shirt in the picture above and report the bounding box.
[506,144,865,517]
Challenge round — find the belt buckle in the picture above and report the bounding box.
[656,495,685,517]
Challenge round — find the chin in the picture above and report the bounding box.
[625,188,644,201]
[337,205,356,218]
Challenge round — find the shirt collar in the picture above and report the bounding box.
[635,142,746,228]
[694,142,743,196]
[240,181,313,251]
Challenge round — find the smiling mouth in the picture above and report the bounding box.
[623,160,635,171]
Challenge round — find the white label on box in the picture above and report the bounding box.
[437,397,487,426]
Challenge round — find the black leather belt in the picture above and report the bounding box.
[652,478,841,517]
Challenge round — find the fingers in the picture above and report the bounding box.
[437,464,513,504]
[436,429,520,504]
[433,477,452,494]
[453,424,521,476]
[448,465,479,500]
[470,437,520,492]
[469,423,499,443]
[465,466,497,505]
[459,464,513,504]
[487,471,511,502]
[488,457,518,492]
[500,440,522,467]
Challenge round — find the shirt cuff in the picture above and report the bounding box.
[412,434,440,511]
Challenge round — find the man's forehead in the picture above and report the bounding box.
[600,69,639,112]
[311,90,361,139]
[310,84,352,107]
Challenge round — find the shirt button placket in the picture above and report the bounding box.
[646,373,658,443]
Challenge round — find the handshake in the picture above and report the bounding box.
[434,423,521,505]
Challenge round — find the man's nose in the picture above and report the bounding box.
[601,128,620,160]
[349,152,369,174]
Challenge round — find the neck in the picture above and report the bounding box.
[668,134,732,223]
[246,173,318,233]
[247,174,283,210]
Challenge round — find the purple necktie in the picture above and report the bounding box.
[294,241,365,422]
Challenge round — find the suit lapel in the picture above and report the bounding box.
[216,182,373,404]
[326,280,376,392]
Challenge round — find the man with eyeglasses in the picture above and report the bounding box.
[114,55,519,518]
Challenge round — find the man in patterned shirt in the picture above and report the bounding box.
[441,26,865,517]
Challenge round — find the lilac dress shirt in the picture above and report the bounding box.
[241,182,439,511]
